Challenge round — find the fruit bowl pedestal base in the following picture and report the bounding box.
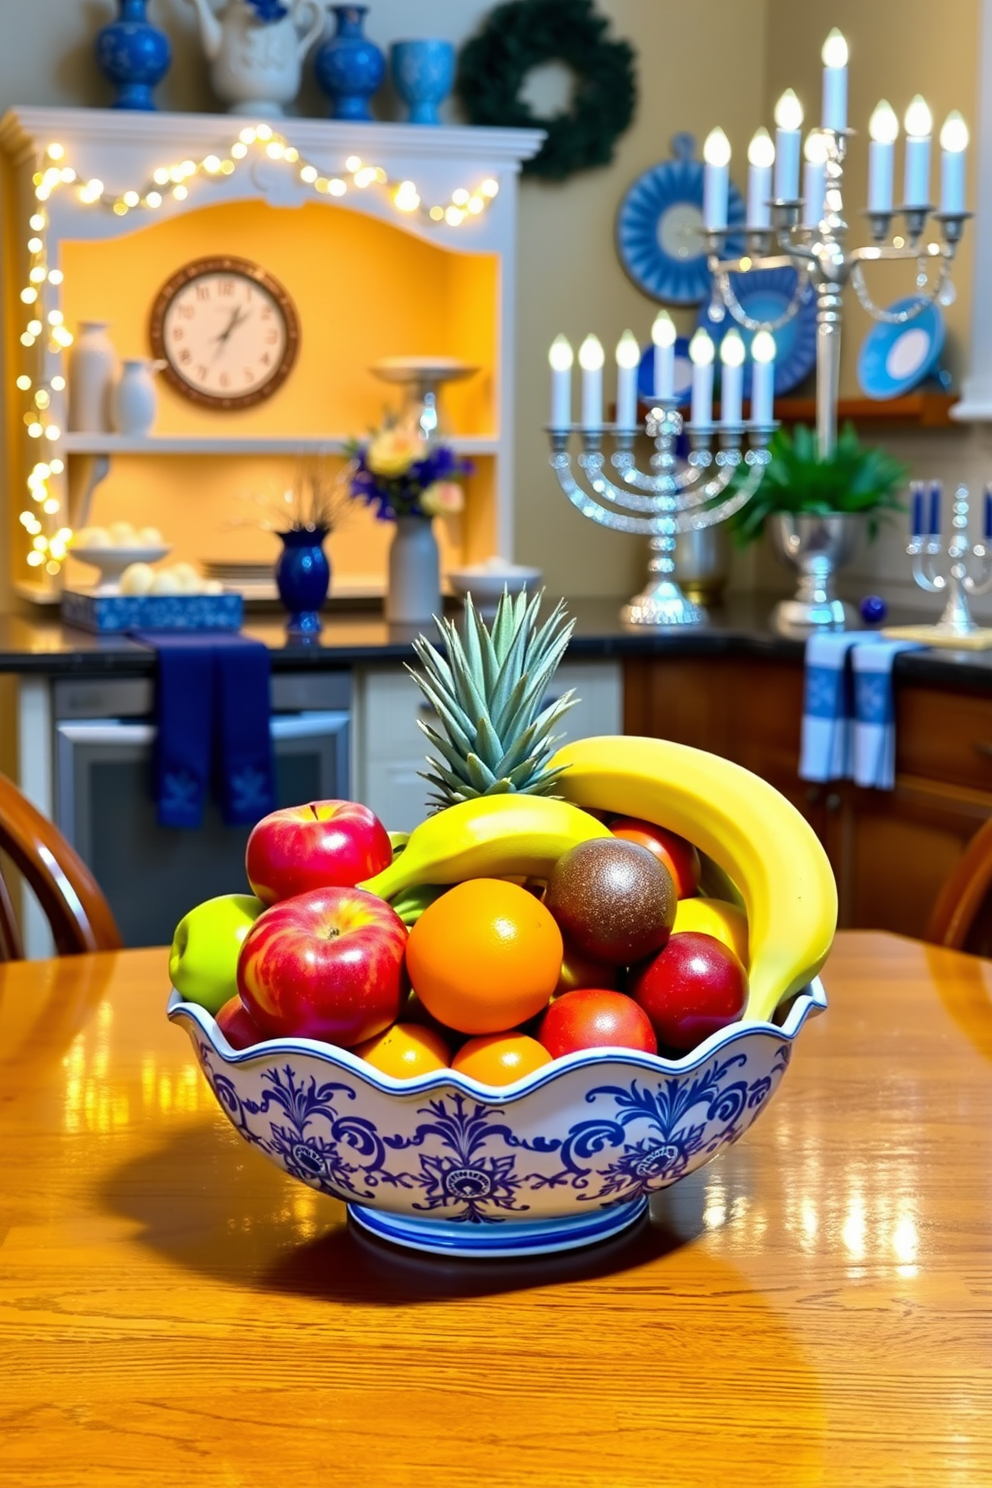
[347,1196,648,1258]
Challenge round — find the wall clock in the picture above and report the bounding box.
[149,255,300,410]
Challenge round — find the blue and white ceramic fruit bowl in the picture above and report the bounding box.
[168,978,826,1258]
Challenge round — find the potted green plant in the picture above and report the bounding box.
[734,422,908,630]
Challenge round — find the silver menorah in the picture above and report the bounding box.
[907,481,992,636]
[548,396,777,628]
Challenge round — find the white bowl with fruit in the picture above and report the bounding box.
[168,594,835,1259]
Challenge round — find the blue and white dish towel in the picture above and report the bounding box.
[799,633,921,790]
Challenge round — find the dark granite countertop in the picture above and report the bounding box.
[1,596,991,693]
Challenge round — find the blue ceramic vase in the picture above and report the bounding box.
[391,40,455,125]
[275,529,330,635]
[314,5,385,121]
[95,0,171,111]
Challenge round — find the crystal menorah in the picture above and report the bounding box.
[547,322,778,628]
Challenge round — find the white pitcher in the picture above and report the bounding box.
[186,0,325,116]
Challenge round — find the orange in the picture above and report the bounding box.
[453,1033,552,1087]
[673,897,749,968]
[353,1022,451,1078]
[405,878,563,1034]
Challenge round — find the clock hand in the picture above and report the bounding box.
[211,306,251,362]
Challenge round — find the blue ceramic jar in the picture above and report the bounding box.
[95,0,171,111]
[314,5,385,121]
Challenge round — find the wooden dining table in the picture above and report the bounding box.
[2,930,991,1486]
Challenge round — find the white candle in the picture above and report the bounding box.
[720,329,745,426]
[821,29,848,132]
[548,334,573,428]
[652,310,676,400]
[689,328,715,427]
[578,333,604,429]
[774,90,804,200]
[703,127,731,230]
[750,330,777,425]
[939,110,969,214]
[904,95,933,206]
[868,100,899,213]
[802,131,827,227]
[747,128,775,227]
[615,330,640,431]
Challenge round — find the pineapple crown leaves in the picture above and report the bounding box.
[406,587,577,809]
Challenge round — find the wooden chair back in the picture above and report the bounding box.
[0,771,122,961]
[926,814,992,956]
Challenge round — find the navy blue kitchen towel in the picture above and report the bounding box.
[208,632,277,826]
[133,632,275,829]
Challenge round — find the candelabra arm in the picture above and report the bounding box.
[609,449,710,496]
[677,448,771,531]
[908,538,947,593]
[549,451,679,536]
[581,450,687,514]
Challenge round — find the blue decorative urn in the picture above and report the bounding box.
[95,0,172,111]
[275,529,331,635]
[391,40,455,125]
[314,5,385,121]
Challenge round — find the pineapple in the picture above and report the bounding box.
[409,589,577,811]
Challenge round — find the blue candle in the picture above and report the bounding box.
[928,481,942,536]
[910,482,924,538]
[985,484,992,541]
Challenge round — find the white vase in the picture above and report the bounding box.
[68,321,117,433]
[186,0,325,116]
[111,359,160,436]
[386,515,441,625]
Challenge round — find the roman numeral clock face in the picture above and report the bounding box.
[149,256,300,410]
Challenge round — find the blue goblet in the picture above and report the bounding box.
[391,39,455,125]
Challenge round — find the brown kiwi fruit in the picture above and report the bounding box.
[544,838,676,966]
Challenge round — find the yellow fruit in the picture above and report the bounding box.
[674,897,749,968]
[360,793,610,901]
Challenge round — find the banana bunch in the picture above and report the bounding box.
[549,735,837,1024]
[361,794,611,902]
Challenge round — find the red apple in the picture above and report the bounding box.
[216,994,266,1050]
[629,931,748,1053]
[539,988,658,1058]
[245,799,392,906]
[237,886,407,1046]
[610,817,701,898]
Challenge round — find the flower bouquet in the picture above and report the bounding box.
[347,418,472,522]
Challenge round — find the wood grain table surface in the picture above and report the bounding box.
[1,931,991,1487]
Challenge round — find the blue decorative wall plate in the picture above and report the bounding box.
[616,133,747,305]
[857,298,946,399]
[696,266,817,396]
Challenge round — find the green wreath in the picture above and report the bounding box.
[456,0,637,182]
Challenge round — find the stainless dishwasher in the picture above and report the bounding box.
[53,671,351,948]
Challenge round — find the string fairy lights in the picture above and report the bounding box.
[17,128,500,576]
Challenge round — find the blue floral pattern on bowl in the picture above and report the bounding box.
[168,979,826,1257]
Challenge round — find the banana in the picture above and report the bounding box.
[361,794,611,901]
[549,735,837,1024]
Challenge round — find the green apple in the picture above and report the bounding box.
[169,894,266,1015]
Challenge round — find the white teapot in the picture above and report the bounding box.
[186,0,325,116]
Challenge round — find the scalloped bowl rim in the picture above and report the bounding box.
[167,976,826,1102]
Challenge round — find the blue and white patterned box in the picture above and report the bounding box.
[61,589,244,634]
